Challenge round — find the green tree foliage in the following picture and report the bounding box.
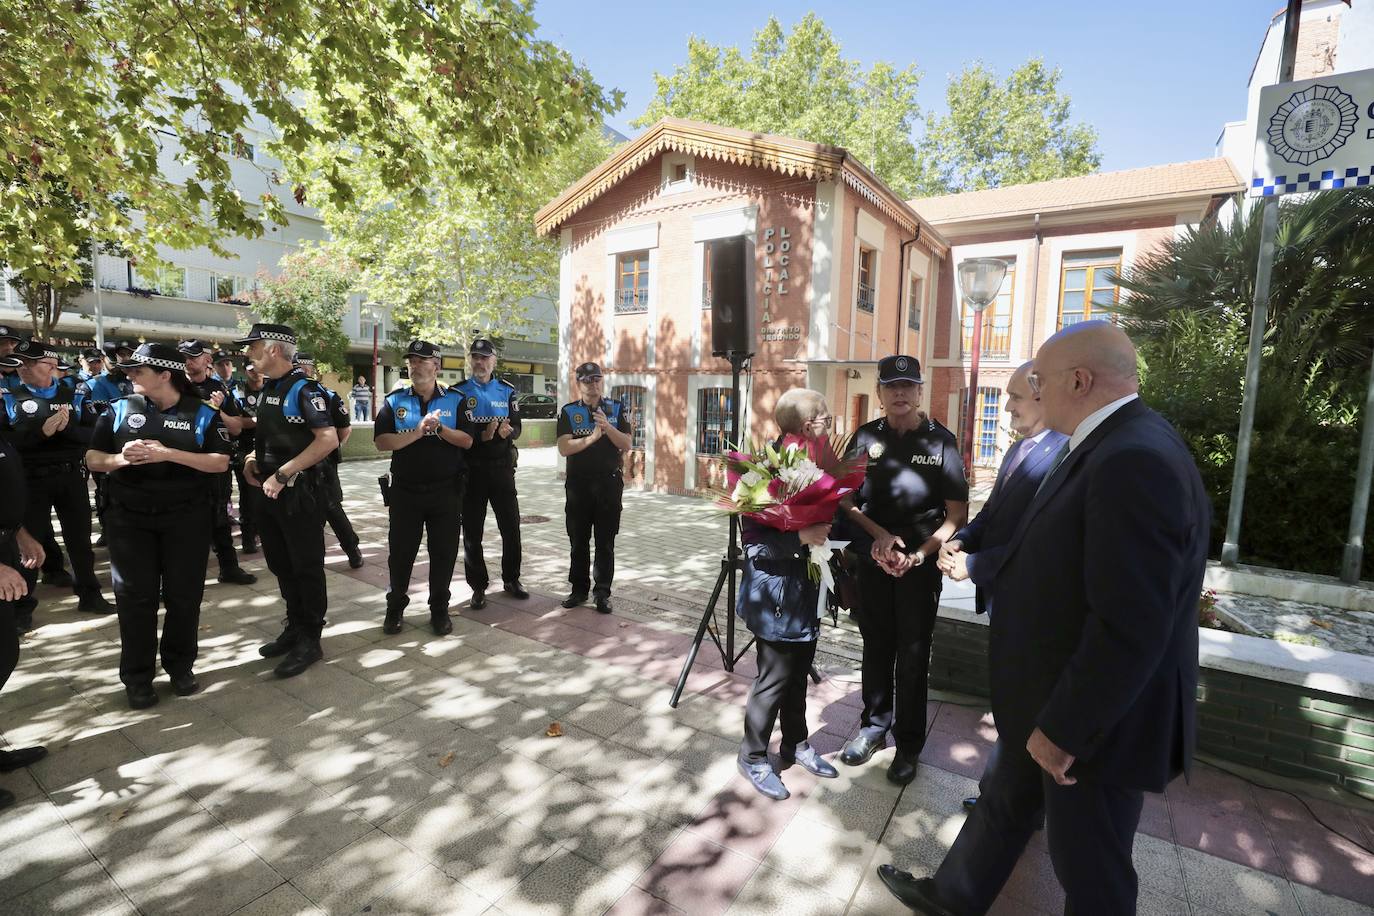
[307,127,618,344]
[241,247,355,374]
[634,15,925,197]
[917,59,1101,193]
[1116,190,1374,577]
[0,0,618,287]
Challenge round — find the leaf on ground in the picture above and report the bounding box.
[438,751,456,767]
[545,722,564,738]
[618,622,630,628]
[1310,618,1333,630]
[108,806,131,822]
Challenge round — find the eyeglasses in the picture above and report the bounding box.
[1027,366,1078,395]
[809,414,833,428]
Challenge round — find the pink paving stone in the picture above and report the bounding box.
[686,781,808,861]
[1169,804,1281,873]
[929,702,998,743]
[809,730,848,758]
[1165,765,1261,819]
[918,727,995,780]
[807,700,861,741]
[1137,792,1173,842]
[998,833,1067,913]
[1252,785,1369,839]
[605,886,686,916]
[636,832,761,916]
[1267,817,1374,905]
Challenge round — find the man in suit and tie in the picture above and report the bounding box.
[938,360,1067,815]
[879,321,1210,915]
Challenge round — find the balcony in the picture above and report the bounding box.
[615,288,649,314]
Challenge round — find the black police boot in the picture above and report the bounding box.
[169,671,200,697]
[382,607,404,635]
[126,684,159,710]
[274,639,323,678]
[503,580,529,599]
[218,565,257,585]
[887,749,918,785]
[595,597,613,615]
[430,612,453,636]
[962,796,978,813]
[0,745,47,772]
[242,537,259,555]
[78,592,115,615]
[560,592,588,609]
[259,624,301,658]
[42,569,74,588]
[345,546,364,569]
[469,590,487,610]
[14,612,31,634]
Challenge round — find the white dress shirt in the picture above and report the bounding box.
[1068,394,1139,453]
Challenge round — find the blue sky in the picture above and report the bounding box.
[534,0,1274,172]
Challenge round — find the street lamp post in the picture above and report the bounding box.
[362,304,381,420]
[957,258,1009,473]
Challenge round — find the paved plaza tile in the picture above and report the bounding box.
[0,450,1370,915]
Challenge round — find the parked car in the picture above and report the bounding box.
[516,393,557,419]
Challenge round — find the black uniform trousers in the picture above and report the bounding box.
[209,471,240,571]
[0,541,22,694]
[323,463,359,554]
[105,500,212,687]
[18,467,102,612]
[852,555,942,754]
[564,473,623,599]
[462,461,521,592]
[387,477,463,615]
[257,480,328,640]
[933,733,1145,915]
[38,528,66,578]
[233,465,260,547]
[740,637,818,765]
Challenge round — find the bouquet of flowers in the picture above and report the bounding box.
[711,434,866,590]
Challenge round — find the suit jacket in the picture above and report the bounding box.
[956,430,1068,615]
[734,518,821,643]
[986,399,1210,792]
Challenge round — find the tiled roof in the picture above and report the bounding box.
[908,158,1245,224]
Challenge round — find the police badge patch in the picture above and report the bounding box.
[868,441,885,459]
[128,414,146,429]
[310,396,326,412]
[20,400,38,414]
[396,406,408,421]
[895,357,909,372]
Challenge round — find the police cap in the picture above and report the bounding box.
[575,362,603,381]
[878,355,923,385]
[233,323,296,346]
[0,325,21,342]
[406,340,442,360]
[81,347,106,361]
[116,342,188,372]
[11,338,71,369]
[177,338,212,357]
[469,337,496,357]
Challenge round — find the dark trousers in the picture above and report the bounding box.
[852,557,941,753]
[565,474,623,599]
[210,471,240,572]
[387,478,462,614]
[106,503,212,687]
[257,485,328,639]
[19,469,101,612]
[741,638,818,765]
[0,541,22,692]
[38,529,66,577]
[462,463,521,591]
[933,735,1145,915]
[323,463,359,553]
[234,465,259,546]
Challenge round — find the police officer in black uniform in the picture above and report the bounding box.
[86,344,232,708]
[178,339,256,585]
[456,337,526,609]
[234,362,265,554]
[0,368,49,802]
[375,340,476,635]
[0,327,21,391]
[237,324,339,678]
[0,339,114,627]
[85,342,138,555]
[556,362,632,614]
[295,353,363,568]
[837,355,969,785]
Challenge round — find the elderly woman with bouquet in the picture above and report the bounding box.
[718,388,865,800]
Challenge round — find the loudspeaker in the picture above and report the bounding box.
[709,236,755,357]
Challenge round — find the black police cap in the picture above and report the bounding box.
[878,355,923,385]
[575,362,604,381]
[469,337,496,356]
[11,338,71,369]
[406,340,442,359]
[177,338,212,356]
[233,323,296,346]
[82,347,106,360]
[115,342,188,372]
[0,325,21,342]
[294,352,315,365]
[213,350,235,363]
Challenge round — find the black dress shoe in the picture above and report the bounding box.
[77,593,115,615]
[876,866,962,916]
[0,787,14,811]
[274,640,323,678]
[126,684,159,710]
[962,796,978,813]
[0,745,47,772]
[840,732,883,766]
[217,567,257,585]
[595,597,612,614]
[15,613,32,634]
[169,672,200,697]
[382,609,404,635]
[469,591,487,610]
[887,750,918,785]
[346,548,364,569]
[503,581,529,599]
[242,538,259,554]
[42,570,74,588]
[259,627,300,658]
[560,592,588,609]
[430,613,453,636]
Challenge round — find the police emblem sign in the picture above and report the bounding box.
[1251,66,1374,197]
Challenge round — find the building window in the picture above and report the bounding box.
[907,275,923,331]
[611,384,647,450]
[615,251,650,314]
[857,247,876,313]
[209,274,244,303]
[139,265,186,298]
[959,386,1003,466]
[961,263,1014,359]
[1059,250,1121,328]
[697,387,732,456]
[672,163,688,183]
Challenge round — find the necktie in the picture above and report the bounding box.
[1034,441,1072,498]
[1003,438,1032,481]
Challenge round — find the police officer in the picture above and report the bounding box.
[237,323,339,678]
[456,337,526,609]
[375,340,476,635]
[0,339,114,626]
[0,363,49,801]
[0,327,21,391]
[86,341,136,404]
[556,363,632,614]
[212,351,240,396]
[837,355,969,785]
[178,339,256,585]
[85,344,232,709]
[77,348,105,383]
[294,353,363,569]
[234,362,265,554]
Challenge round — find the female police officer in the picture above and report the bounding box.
[86,343,231,709]
[837,355,968,785]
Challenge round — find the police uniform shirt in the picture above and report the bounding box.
[0,370,18,392]
[323,387,350,464]
[455,376,521,462]
[0,380,97,461]
[375,383,476,484]
[557,398,632,477]
[86,371,133,405]
[253,370,333,477]
[845,416,968,554]
[90,395,230,501]
[236,382,265,453]
[191,375,243,418]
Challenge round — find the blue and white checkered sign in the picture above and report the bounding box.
[1251,166,1374,197]
[1251,67,1374,198]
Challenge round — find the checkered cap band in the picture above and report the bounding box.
[128,351,187,371]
